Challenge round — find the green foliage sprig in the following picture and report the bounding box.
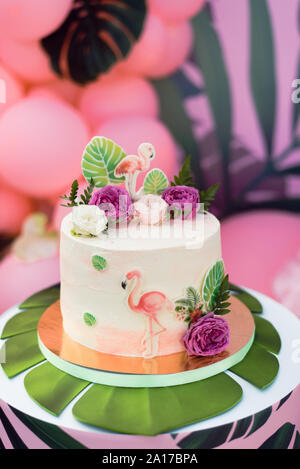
[200,183,220,212]
[60,180,79,207]
[171,156,194,187]
[60,178,95,207]
[175,286,203,326]
[213,275,231,315]
[80,178,95,204]
[175,272,231,327]
[170,156,220,212]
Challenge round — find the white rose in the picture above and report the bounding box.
[72,205,108,236]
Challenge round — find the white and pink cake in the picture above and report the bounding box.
[59,136,229,359]
[60,212,221,358]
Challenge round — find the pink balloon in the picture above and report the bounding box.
[44,79,83,106]
[79,75,159,130]
[119,17,193,78]
[0,186,33,234]
[0,63,24,116]
[149,0,205,22]
[28,79,83,106]
[147,21,194,78]
[95,116,179,183]
[0,96,89,197]
[0,39,55,84]
[0,0,72,42]
[117,14,169,76]
[221,210,300,300]
[0,253,59,313]
[27,86,62,102]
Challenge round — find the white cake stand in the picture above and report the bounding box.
[0,289,299,449]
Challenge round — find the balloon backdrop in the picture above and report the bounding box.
[149,0,206,22]
[95,115,179,183]
[0,253,59,313]
[27,86,62,102]
[119,15,193,78]
[0,96,89,197]
[42,79,83,106]
[0,63,24,116]
[146,20,193,78]
[0,0,72,42]
[0,39,55,84]
[118,14,169,76]
[221,211,300,299]
[0,186,33,234]
[79,75,159,129]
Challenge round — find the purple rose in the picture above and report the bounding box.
[162,185,200,218]
[183,312,230,356]
[89,185,133,223]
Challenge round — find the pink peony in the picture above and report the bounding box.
[89,185,133,224]
[162,185,200,218]
[183,312,230,356]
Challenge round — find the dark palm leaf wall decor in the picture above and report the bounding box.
[154,0,300,218]
[40,0,300,218]
[41,0,146,84]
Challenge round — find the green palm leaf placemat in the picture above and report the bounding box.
[1,307,47,339]
[229,283,263,314]
[229,343,279,389]
[0,284,280,435]
[72,373,242,436]
[1,330,45,378]
[19,285,60,309]
[253,315,281,354]
[24,362,90,416]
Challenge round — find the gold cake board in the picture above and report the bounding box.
[37,295,255,388]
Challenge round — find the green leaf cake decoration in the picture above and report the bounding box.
[92,255,107,271]
[213,274,231,315]
[83,313,96,327]
[186,286,201,308]
[202,260,225,312]
[81,136,126,187]
[143,168,169,195]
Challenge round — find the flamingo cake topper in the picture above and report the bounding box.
[114,142,156,201]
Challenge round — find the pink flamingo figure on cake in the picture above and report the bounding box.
[122,270,173,358]
[114,143,156,201]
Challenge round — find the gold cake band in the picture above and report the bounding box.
[37,295,255,376]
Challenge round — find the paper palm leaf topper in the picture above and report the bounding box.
[82,137,126,187]
[143,168,169,195]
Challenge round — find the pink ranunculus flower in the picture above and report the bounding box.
[162,185,200,219]
[89,185,133,224]
[133,194,169,225]
[183,312,230,356]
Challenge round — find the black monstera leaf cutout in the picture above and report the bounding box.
[41,0,147,84]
